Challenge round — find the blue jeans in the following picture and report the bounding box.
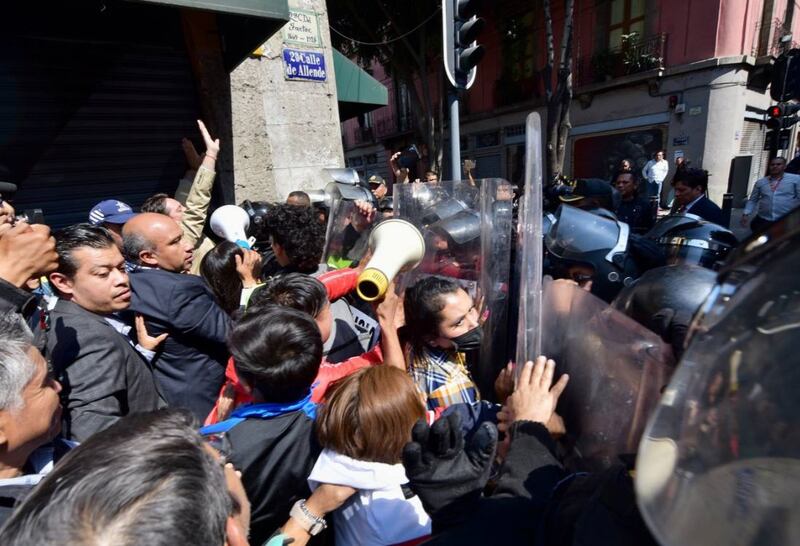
[647,181,659,199]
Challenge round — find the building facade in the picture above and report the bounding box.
[341,0,800,206]
[2,0,382,226]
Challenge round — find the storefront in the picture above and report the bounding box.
[1,0,289,227]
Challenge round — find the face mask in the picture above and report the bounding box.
[450,325,483,352]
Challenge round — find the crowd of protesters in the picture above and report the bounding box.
[0,121,799,546]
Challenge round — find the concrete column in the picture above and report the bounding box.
[700,68,749,202]
[231,0,344,203]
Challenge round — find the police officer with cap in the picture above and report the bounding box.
[367,174,388,200]
[556,178,619,212]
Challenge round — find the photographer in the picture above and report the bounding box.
[0,183,59,318]
[390,151,411,184]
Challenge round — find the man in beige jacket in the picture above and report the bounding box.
[141,120,218,275]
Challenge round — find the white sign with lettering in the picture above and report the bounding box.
[283,9,322,48]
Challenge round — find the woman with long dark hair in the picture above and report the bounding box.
[402,276,482,411]
[200,241,262,315]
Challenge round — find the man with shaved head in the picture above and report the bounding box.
[123,213,231,419]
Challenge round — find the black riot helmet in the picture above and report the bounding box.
[377,196,394,213]
[612,264,717,334]
[645,213,738,269]
[240,200,270,244]
[545,205,641,302]
[635,206,800,546]
[428,210,481,248]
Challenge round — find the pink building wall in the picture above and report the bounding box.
[342,0,795,149]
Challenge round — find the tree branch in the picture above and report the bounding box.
[543,0,555,100]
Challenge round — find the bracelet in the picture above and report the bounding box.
[205,153,217,161]
[290,499,327,536]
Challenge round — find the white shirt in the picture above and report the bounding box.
[0,440,78,494]
[308,450,431,546]
[744,173,800,221]
[643,159,669,185]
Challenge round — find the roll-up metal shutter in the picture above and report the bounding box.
[738,120,769,189]
[0,3,200,228]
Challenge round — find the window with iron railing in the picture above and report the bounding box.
[608,0,645,49]
[575,32,666,87]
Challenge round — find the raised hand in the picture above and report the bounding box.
[135,314,169,351]
[494,361,514,403]
[506,357,569,426]
[197,119,220,159]
[235,249,262,288]
[181,137,202,171]
[351,199,376,232]
[0,222,58,287]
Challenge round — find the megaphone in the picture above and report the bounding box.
[210,205,251,248]
[356,219,425,301]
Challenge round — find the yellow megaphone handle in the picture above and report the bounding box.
[356,268,389,301]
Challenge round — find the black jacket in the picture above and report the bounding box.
[0,278,37,318]
[614,197,655,234]
[683,196,724,225]
[44,299,164,441]
[227,412,321,546]
[128,268,230,420]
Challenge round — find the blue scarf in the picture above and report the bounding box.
[199,391,317,435]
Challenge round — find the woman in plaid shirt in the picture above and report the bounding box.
[403,276,482,411]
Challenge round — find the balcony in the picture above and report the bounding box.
[347,113,415,148]
[373,113,414,139]
[575,33,667,88]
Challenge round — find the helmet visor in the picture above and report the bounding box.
[545,205,622,258]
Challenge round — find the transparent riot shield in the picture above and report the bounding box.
[514,112,545,376]
[394,178,514,398]
[539,278,676,471]
[322,194,377,270]
[635,216,800,546]
[394,180,483,288]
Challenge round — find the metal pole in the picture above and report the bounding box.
[449,90,461,180]
[721,192,734,228]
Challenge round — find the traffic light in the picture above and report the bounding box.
[766,102,800,129]
[442,0,485,90]
[771,49,800,102]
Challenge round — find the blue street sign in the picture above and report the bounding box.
[283,48,327,82]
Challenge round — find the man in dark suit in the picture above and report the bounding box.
[46,224,164,441]
[669,168,725,225]
[122,213,230,420]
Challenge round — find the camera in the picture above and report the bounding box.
[397,145,421,169]
[15,208,45,225]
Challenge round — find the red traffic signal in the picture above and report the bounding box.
[766,103,800,129]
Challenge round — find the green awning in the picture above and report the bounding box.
[132,0,290,70]
[333,50,389,120]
